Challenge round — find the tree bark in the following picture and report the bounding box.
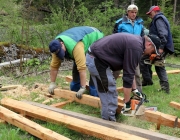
[173,0,177,24]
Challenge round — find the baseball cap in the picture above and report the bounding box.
[146,6,160,15]
[127,4,138,11]
[49,39,65,60]
[148,34,161,55]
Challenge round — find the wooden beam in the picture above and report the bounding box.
[118,70,180,78]
[169,101,180,110]
[50,100,73,108]
[23,100,180,140]
[0,105,70,140]
[144,110,179,129]
[1,98,147,140]
[117,87,123,92]
[0,85,21,91]
[65,76,89,89]
[53,89,123,113]
[65,76,123,92]
[0,119,6,124]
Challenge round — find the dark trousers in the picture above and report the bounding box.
[140,51,169,91]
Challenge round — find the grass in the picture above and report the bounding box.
[0,55,180,139]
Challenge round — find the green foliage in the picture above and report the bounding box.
[23,58,40,67]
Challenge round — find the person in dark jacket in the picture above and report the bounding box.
[113,4,144,93]
[140,6,174,93]
[86,33,161,121]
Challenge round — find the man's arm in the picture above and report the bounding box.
[48,54,61,94]
[73,42,87,99]
[155,18,168,50]
[73,41,87,87]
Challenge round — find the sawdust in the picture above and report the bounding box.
[1,83,49,100]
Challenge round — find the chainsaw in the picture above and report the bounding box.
[144,54,180,68]
[121,93,156,116]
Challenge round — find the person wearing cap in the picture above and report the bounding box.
[48,26,104,98]
[140,6,174,93]
[86,33,161,121]
[113,4,144,95]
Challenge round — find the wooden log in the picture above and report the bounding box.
[0,105,70,140]
[23,100,180,140]
[53,89,123,113]
[0,85,21,91]
[169,101,180,110]
[144,110,178,129]
[1,98,147,140]
[50,100,73,108]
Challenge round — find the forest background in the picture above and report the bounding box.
[0,0,180,55]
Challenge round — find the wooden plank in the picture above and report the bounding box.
[178,119,180,128]
[53,89,123,113]
[23,100,180,140]
[144,110,178,129]
[0,85,21,91]
[169,101,180,110]
[50,100,73,108]
[0,105,70,140]
[0,119,6,124]
[65,76,89,89]
[117,87,123,92]
[65,76,123,92]
[1,98,147,140]
[118,70,180,78]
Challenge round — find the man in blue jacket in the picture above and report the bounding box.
[113,4,144,94]
[140,6,174,93]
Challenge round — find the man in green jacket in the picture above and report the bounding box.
[48,26,104,98]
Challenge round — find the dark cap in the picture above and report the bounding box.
[49,40,65,60]
[148,34,161,55]
[146,6,160,15]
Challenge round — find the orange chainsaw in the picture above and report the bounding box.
[144,54,180,68]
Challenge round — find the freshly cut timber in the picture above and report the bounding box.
[169,101,180,110]
[1,98,147,140]
[144,110,179,130]
[53,88,123,113]
[0,105,70,140]
[24,100,180,140]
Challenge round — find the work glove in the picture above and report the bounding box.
[48,82,57,95]
[76,86,86,99]
[132,89,143,99]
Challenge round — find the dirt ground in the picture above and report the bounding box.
[0,75,55,104]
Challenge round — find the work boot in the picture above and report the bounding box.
[142,80,153,86]
[159,81,170,94]
[121,100,131,113]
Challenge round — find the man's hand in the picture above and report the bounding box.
[48,82,57,95]
[132,89,143,99]
[76,86,86,99]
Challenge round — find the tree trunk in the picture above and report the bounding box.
[173,0,177,24]
[114,0,119,8]
[131,0,135,4]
